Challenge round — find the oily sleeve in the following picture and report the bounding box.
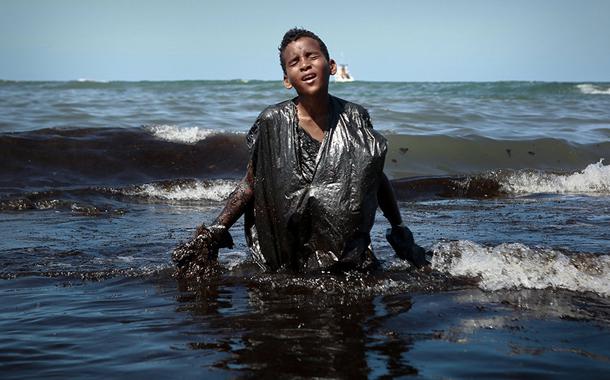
[362,107,374,130]
[246,114,263,173]
[247,121,259,154]
[345,100,375,130]
[246,104,279,171]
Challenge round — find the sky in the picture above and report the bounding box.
[1,0,609,82]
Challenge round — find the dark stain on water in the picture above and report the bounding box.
[392,175,505,200]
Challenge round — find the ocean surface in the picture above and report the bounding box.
[1,79,609,378]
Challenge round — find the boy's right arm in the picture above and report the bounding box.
[195,112,260,250]
[172,163,255,270]
[197,161,255,235]
[191,162,255,252]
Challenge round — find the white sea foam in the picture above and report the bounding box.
[124,180,236,201]
[501,160,610,194]
[219,250,250,270]
[431,240,610,296]
[76,78,109,83]
[576,83,610,95]
[147,124,218,144]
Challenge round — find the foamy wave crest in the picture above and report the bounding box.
[122,179,237,201]
[501,160,610,194]
[577,83,610,95]
[76,78,109,83]
[147,124,218,144]
[431,240,610,296]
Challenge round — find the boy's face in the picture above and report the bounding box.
[282,37,337,97]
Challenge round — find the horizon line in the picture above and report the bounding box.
[2,78,609,84]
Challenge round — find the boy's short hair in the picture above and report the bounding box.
[278,28,330,74]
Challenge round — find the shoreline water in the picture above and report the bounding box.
[1,272,609,379]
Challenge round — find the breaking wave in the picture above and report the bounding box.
[76,78,109,83]
[431,240,610,296]
[146,124,221,144]
[0,179,239,213]
[391,161,610,200]
[577,83,610,95]
[500,160,610,194]
[118,179,237,201]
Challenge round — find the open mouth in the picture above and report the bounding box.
[302,73,317,82]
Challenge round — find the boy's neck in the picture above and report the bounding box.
[296,93,330,121]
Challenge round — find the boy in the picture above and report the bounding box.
[175,28,429,273]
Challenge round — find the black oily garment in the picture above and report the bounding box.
[296,126,322,183]
[244,95,387,272]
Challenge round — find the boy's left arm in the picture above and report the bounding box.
[378,172,432,268]
[378,172,403,226]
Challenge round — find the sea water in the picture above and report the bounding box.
[1,80,609,378]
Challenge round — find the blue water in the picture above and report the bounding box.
[2,80,609,142]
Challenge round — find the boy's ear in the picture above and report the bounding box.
[329,59,337,76]
[283,75,293,89]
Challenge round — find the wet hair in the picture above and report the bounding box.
[278,28,330,74]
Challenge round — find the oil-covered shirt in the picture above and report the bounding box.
[245,95,387,271]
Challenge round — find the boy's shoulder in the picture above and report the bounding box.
[256,99,294,122]
[254,96,370,123]
[330,96,372,125]
[331,95,369,117]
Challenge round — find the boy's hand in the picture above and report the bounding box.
[386,225,432,269]
[195,224,234,250]
[172,224,234,276]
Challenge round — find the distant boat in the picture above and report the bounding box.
[334,64,354,82]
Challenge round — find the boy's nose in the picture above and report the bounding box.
[299,60,312,71]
